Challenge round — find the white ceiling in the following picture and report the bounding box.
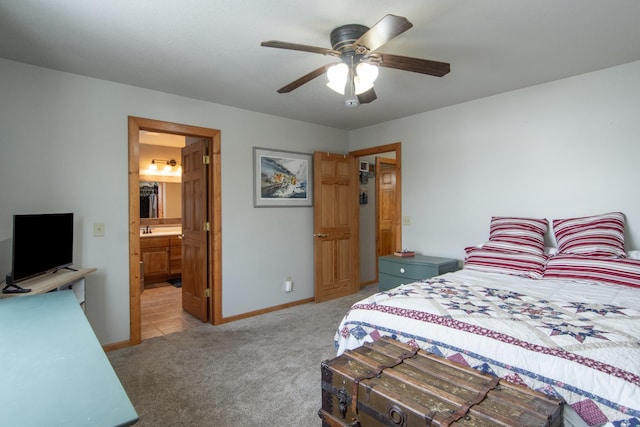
[1,1,639,130]
[139,131,185,148]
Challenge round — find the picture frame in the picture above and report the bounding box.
[359,161,369,172]
[253,147,312,207]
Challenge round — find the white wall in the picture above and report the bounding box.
[0,58,348,345]
[3,57,639,345]
[350,61,640,261]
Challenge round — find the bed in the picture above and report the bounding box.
[334,213,640,427]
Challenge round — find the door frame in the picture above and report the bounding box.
[127,117,222,346]
[350,142,402,284]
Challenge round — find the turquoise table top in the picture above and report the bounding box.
[0,290,138,426]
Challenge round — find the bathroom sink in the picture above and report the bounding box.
[140,226,182,237]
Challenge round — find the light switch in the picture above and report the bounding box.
[402,216,412,226]
[94,223,105,237]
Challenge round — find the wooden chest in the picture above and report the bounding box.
[319,337,563,427]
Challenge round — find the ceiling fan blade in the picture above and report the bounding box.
[357,88,377,104]
[261,40,339,56]
[375,53,450,77]
[276,63,334,93]
[353,15,413,54]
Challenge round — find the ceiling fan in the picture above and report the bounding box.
[261,14,450,108]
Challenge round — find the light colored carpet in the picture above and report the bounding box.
[108,285,378,426]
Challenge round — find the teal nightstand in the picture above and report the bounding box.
[378,254,459,292]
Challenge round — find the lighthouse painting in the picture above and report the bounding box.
[253,148,312,207]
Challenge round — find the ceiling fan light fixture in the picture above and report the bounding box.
[356,62,378,84]
[354,62,378,95]
[326,63,348,95]
[326,80,345,95]
[354,76,374,95]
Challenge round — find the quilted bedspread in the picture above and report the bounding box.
[334,269,640,426]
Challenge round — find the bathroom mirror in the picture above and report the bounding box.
[140,181,182,222]
[138,133,185,227]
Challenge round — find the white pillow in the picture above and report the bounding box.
[628,250,640,260]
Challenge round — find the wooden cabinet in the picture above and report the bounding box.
[378,254,459,292]
[169,235,182,275]
[141,235,181,284]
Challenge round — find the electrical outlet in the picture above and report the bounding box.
[93,223,105,237]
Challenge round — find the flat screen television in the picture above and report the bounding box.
[11,213,74,283]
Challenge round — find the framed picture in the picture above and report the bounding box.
[253,147,312,207]
[359,161,369,172]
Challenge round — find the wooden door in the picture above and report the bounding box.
[376,157,397,257]
[181,139,209,321]
[313,152,359,302]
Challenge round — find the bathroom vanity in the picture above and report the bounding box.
[140,227,182,284]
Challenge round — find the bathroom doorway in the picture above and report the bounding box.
[128,117,222,346]
[138,132,192,339]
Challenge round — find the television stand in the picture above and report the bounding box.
[0,268,96,310]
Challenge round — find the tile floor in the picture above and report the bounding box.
[141,282,201,340]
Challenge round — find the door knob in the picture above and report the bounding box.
[314,233,329,238]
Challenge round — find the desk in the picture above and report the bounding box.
[0,291,138,426]
[1,268,96,311]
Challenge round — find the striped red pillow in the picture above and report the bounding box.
[481,216,548,255]
[544,254,640,288]
[463,247,547,279]
[553,212,626,258]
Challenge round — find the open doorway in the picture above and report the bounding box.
[128,117,222,346]
[138,133,189,339]
[350,143,402,287]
